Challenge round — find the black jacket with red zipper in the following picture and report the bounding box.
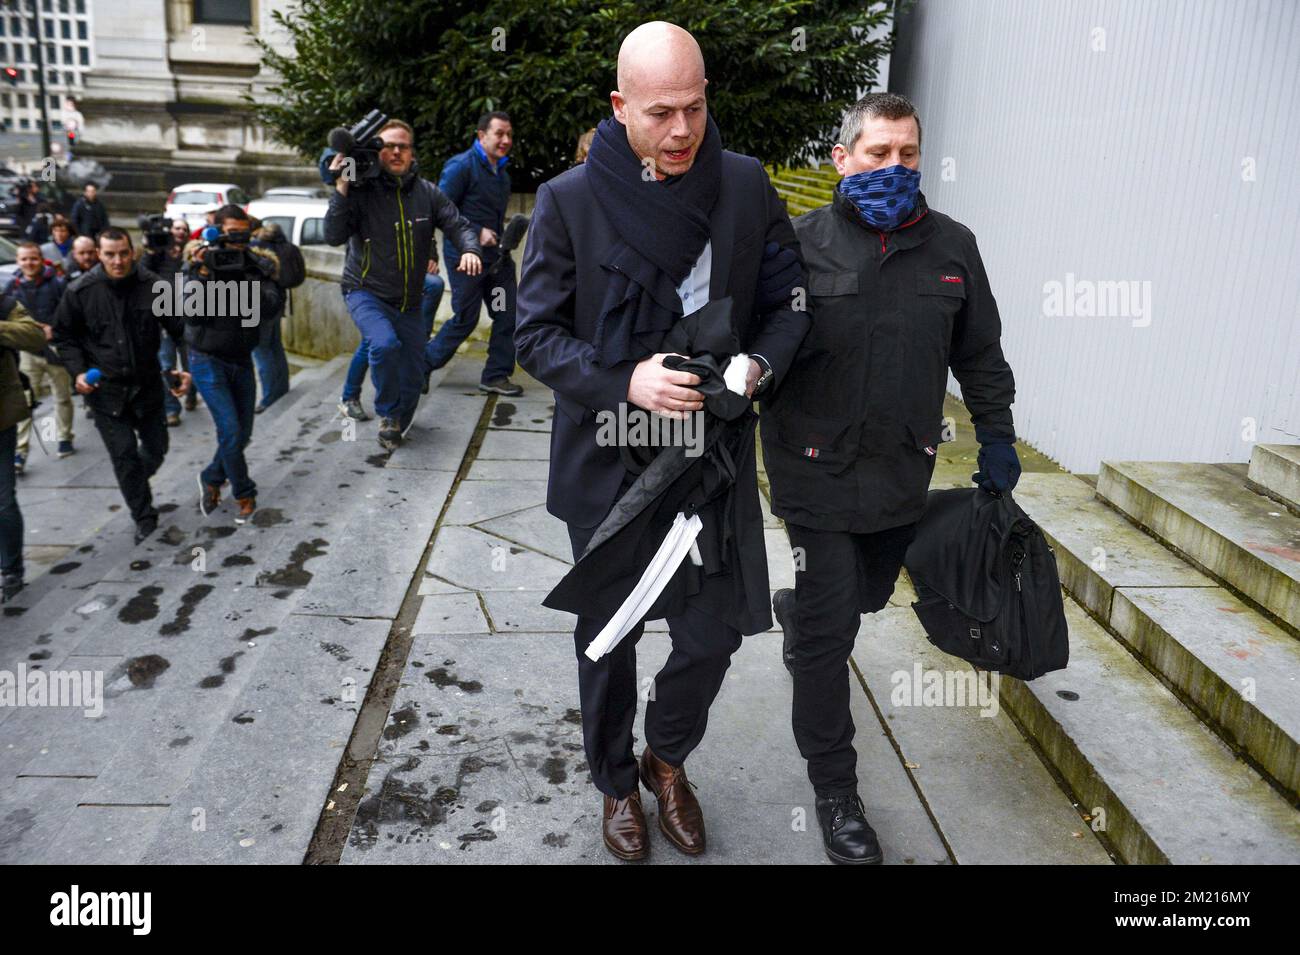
[323,164,480,311]
[760,188,1016,534]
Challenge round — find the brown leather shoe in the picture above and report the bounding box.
[602,791,649,861]
[639,746,705,855]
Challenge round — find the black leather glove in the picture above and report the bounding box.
[756,241,801,313]
[971,434,1022,495]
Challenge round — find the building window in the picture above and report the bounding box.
[77,45,86,65]
[14,43,22,61]
[76,21,85,40]
[193,0,253,26]
[61,45,69,63]
[17,93,27,107]
[75,0,83,13]
[59,0,68,11]
[48,94,57,109]
[59,20,68,39]
[19,117,29,129]
[0,43,6,59]
[48,69,57,85]
[43,19,53,38]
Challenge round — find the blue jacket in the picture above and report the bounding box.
[438,142,511,265]
[6,265,66,325]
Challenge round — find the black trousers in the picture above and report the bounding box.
[784,520,918,796]
[567,520,743,799]
[93,398,169,524]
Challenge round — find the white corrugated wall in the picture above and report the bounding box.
[888,0,1300,472]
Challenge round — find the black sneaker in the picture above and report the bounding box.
[134,515,159,545]
[479,377,523,397]
[815,793,883,865]
[57,440,75,458]
[773,588,797,676]
[1,572,22,603]
[378,417,402,451]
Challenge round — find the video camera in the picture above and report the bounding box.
[197,225,273,280]
[319,109,389,186]
[138,213,174,253]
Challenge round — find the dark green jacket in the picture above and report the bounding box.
[0,299,45,431]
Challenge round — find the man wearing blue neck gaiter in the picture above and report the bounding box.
[759,92,1019,865]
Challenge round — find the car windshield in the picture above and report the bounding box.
[0,235,17,265]
[172,191,221,206]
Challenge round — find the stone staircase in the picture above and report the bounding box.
[1009,445,1300,863]
[768,164,837,217]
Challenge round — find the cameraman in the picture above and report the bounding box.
[183,204,282,525]
[145,217,195,426]
[324,118,482,451]
[51,228,191,545]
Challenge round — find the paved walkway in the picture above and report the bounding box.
[1,351,1110,865]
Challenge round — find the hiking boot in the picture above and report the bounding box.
[235,497,256,524]
[338,399,371,421]
[478,377,523,397]
[198,474,221,516]
[165,413,181,427]
[57,440,75,458]
[378,417,402,451]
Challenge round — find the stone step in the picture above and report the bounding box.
[1097,461,1300,633]
[998,599,1300,863]
[1249,444,1300,512]
[1014,473,1300,798]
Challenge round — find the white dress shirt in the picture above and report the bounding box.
[676,240,712,316]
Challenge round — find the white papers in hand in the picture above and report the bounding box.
[583,511,704,661]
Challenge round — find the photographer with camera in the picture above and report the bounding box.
[144,215,196,426]
[323,115,482,451]
[50,228,192,544]
[183,204,283,524]
[9,242,71,473]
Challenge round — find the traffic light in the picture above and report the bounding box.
[3,67,17,86]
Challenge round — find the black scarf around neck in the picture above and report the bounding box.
[584,114,723,367]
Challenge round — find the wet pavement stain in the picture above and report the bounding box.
[426,665,483,694]
[239,626,276,641]
[198,651,244,688]
[364,453,389,469]
[169,736,192,748]
[542,832,570,848]
[159,525,186,546]
[251,508,290,528]
[105,654,171,692]
[158,502,179,513]
[200,526,238,540]
[257,539,329,588]
[159,584,215,636]
[118,585,164,624]
[232,711,256,724]
[222,554,256,567]
[384,704,420,740]
[49,562,80,575]
[492,402,516,427]
[320,642,352,662]
[540,756,567,785]
[318,429,342,444]
[129,560,151,571]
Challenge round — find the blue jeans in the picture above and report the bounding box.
[253,308,290,409]
[343,273,444,403]
[159,335,181,416]
[0,424,21,577]
[424,243,517,384]
[190,349,258,500]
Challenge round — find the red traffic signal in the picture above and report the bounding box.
[3,67,17,85]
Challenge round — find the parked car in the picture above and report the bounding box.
[164,182,250,231]
[0,233,21,285]
[244,197,329,247]
[260,186,330,200]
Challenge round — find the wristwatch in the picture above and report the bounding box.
[751,353,774,395]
